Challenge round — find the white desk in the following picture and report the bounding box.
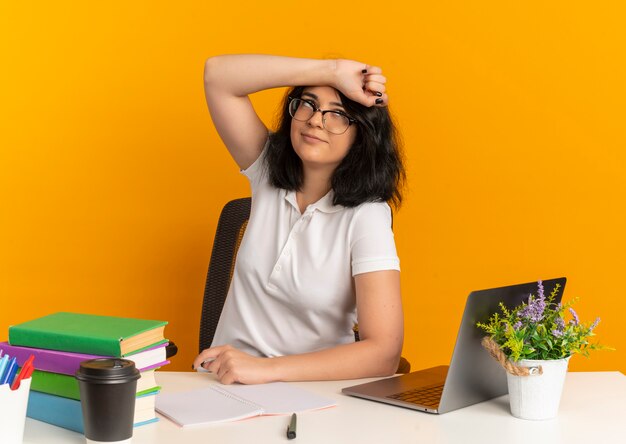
[24,371,626,444]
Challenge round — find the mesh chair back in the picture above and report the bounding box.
[199,197,251,353]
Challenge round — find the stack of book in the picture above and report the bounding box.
[5,312,169,433]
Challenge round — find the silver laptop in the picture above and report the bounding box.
[342,277,566,414]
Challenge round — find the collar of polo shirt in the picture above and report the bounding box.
[284,189,343,214]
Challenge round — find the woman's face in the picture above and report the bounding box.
[289,86,357,172]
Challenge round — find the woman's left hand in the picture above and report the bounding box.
[333,59,388,107]
[193,345,276,385]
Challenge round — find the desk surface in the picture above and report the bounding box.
[24,371,626,444]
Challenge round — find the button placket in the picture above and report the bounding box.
[269,209,313,287]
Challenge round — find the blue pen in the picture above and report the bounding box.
[1,357,18,385]
[0,354,9,383]
[6,358,19,385]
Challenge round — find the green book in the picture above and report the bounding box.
[32,369,81,400]
[30,368,161,400]
[9,312,168,356]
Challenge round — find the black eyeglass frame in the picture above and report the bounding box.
[288,96,357,135]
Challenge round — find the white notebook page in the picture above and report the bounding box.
[156,386,263,427]
[220,382,336,414]
[156,382,336,427]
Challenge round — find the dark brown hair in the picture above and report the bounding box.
[265,86,406,209]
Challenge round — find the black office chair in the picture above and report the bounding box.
[198,197,410,373]
[199,197,251,352]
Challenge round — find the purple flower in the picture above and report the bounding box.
[517,302,531,320]
[517,282,547,323]
[513,321,522,330]
[569,308,580,326]
[552,317,565,338]
[555,317,565,331]
[590,317,601,331]
[552,329,564,337]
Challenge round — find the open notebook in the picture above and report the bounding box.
[156,382,336,427]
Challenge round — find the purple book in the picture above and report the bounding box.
[0,341,169,375]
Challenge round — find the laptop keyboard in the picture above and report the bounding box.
[387,384,444,408]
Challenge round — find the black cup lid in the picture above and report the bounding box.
[76,358,140,381]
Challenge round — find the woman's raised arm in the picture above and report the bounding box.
[203,55,387,169]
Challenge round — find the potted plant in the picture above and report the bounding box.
[477,280,609,420]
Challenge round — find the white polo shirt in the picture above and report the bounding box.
[211,145,400,357]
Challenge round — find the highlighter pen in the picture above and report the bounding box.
[11,354,34,390]
[4,359,19,386]
[0,354,9,382]
[286,413,297,440]
[1,357,17,385]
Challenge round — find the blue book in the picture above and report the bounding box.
[27,391,84,433]
[27,391,159,433]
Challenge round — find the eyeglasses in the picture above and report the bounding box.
[288,97,356,135]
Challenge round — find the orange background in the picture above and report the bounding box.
[1,2,624,373]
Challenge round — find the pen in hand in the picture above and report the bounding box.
[286,413,297,440]
[192,358,215,373]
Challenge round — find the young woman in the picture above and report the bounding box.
[193,55,406,384]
